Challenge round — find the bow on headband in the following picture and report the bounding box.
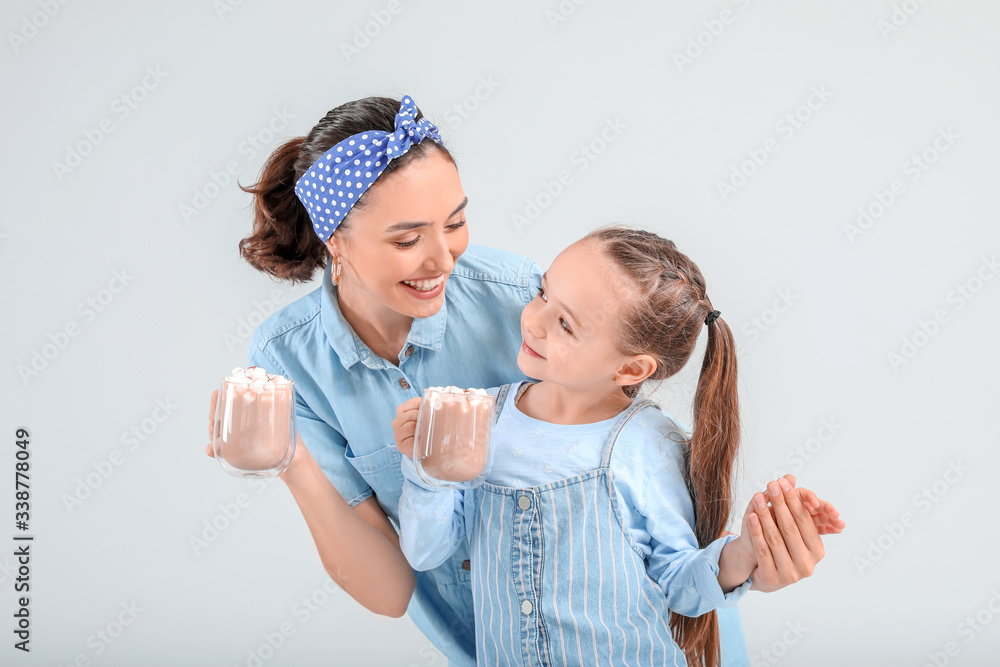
[295,95,442,242]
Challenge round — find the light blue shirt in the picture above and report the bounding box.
[399,380,752,619]
[247,245,542,666]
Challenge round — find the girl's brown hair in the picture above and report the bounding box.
[585,225,740,667]
[238,96,454,284]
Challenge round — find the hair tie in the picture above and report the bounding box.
[704,310,721,326]
[294,95,442,242]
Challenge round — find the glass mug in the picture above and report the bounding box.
[412,387,495,489]
[213,376,296,478]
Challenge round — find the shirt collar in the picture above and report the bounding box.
[320,262,448,370]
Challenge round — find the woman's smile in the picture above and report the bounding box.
[400,273,447,299]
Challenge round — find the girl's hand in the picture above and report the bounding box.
[746,475,832,593]
[392,397,422,460]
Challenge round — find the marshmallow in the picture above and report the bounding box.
[225,366,292,390]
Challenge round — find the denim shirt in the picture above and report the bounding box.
[246,244,542,666]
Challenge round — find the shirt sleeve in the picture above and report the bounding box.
[248,340,373,508]
[398,454,472,572]
[613,416,751,618]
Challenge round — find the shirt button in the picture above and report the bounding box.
[521,600,533,615]
[405,345,415,357]
[462,560,471,571]
[518,495,531,511]
[399,378,410,389]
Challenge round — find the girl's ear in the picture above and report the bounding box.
[615,355,658,386]
[325,235,339,257]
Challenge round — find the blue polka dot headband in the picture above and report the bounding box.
[294,95,442,242]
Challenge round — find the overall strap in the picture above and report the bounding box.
[599,399,660,469]
[493,383,513,424]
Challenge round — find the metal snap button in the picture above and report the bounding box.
[462,560,471,571]
[399,378,409,389]
[521,600,533,615]
[518,495,531,511]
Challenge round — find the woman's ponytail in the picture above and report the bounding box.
[238,136,328,284]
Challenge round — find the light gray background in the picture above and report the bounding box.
[2,1,998,665]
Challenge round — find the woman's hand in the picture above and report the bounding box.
[204,388,309,477]
[392,397,422,459]
[745,475,844,593]
[793,485,845,536]
[205,389,220,458]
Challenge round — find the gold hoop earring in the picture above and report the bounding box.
[332,256,343,286]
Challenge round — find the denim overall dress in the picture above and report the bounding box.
[469,382,691,666]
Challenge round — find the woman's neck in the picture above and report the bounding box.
[335,279,412,364]
[517,381,632,425]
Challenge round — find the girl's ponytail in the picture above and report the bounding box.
[673,315,740,667]
[585,225,741,667]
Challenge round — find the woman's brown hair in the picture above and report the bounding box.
[585,225,740,667]
[238,96,454,284]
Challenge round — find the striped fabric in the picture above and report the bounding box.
[469,383,689,666]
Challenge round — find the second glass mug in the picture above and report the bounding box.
[412,387,495,489]
[213,377,296,478]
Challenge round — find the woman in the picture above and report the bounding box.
[205,94,830,666]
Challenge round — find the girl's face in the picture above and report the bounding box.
[327,150,469,320]
[518,240,636,392]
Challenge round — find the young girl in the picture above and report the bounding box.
[393,226,843,667]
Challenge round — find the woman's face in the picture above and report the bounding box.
[517,240,632,392]
[328,149,469,320]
